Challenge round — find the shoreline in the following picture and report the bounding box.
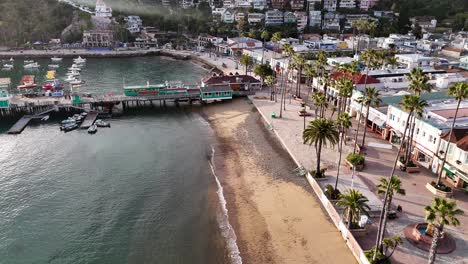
[203,99,356,264]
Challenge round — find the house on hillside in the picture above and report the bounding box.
[284,12,297,24]
[95,0,112,18]
[265,10,284,26]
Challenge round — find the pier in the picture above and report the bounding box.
[80,112,98,129]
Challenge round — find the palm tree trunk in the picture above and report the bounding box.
[437,99,461,185]
[261,40,265,64]
[373,112,412,261]
[361,104,371,148]
[428,225,442,264]
[353,104,364,154]
[335,129,345,190]
[347,210,353,229]
[377,194,393,252]
[406,114,417,166]
[316,138,322,174]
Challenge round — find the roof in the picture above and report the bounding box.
[441,128,468,151]
[201,85,233,92]
[382,91,452,106]
[330,72,380,85]
[202,75,260,85]
[431,108,468,120]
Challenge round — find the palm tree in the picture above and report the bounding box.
[279,43,295,116]
[425,197,464,264]
[304,64,317,104]
[408,68,431,96]
[335,78,354,119]
[265,75,276,101]
[312,92,327,118]
[303,118,339,176]
[436,82,468,185]
[337,189,370,229]
[375,176,405,252]
[335,113,352,191]
[360,87,382,148]
[271,32,281,55]
[386,56,398,69]
[260,30,270,64]
[372,95,428,261]
[402,94,428,167]
[292,54,307,97]
[240,54,254,75]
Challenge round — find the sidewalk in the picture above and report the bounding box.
[249,91,468,264]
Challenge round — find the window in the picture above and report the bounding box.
[422,132,426,137]
[416,128,419,134]
[429,135,433,142]
[433,137,436,144]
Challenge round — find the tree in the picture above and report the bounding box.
[271,32,281,54]
[372,95,427,261]
[303,118,339,177]
[335,77,354,119]
[240,54,254,75]
[292,54,307,97]
[254,63,274,86]
[412,23,423,39]
[386,56,398,69]
[279,43,295,117]
[304,64,317,104]
[312,92,327,118]
[265,75,277,101]
[360,87,382,148]
[336,189,370,229]
[260,30,270,64]
[425,197,464,264]
[436,82,468,186]
[335,113,352,191]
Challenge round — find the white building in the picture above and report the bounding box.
[223,9,235,23]
[182,0,194,8]
[309,11,322,28]
[252,0,267,10]
[294,11,308,31]
[265,9,284,26]
[359,0,377,10]
[95,0,112,18]
[235,12,246,22]
[339,0,356,8]
[395,54,435,69]
[248,13,265,24]
[322,12,341,31]
[283,11,297,23]
[323,0,337,11]
[124,16,143,34]
[223,0,235,8]
[436,128,468,190]
[236,0,252,8]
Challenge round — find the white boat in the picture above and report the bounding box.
[2,64,13,69]
[87,124,97,134]
[65,75,77,82]
[70,79,84,85]
[73,56,86,63]
[24,60,34,64]
[68,65,81,71]
[48,64,60,69]
[51,57,63,62]
[67,72,80,77]
[9,58,14,62]
[95,119,110,128]
[24,62,40,69]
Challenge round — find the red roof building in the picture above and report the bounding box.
[331,72,380,85]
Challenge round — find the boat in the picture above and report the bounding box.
[51,57,63,62]
[46,70,56,80]
[87,124,97,134]
[9,58,14,62]
[68,65,81,71]
[17,75,37,89]
[95,119,110,128]
[2,64,13,71]
[72,114,84,123]
[24,62,40,69]
[70,79,84,85]
[61,118,76,125]
[73,56,86,64]
[66,72,80,78]
[65,75,77,82]
[24,60,34,64]
[42,79,63,90]
[80,112,88,117]
[60,123,78,132]
[48,64,60,69]
[41,115,50,121]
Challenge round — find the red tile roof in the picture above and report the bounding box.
[331,72,380,85]
[441,128,468,151]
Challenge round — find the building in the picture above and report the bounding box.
[82,30,114,47]
[201,74,261,91]
[252,0,267,9]
[124,16,143,34]
[95,0,112,18]
[411,16,437,32]
[359,0,377,10]
[294,11,308,31]
[283,11,297,24]
[437,128,468,190]
[226,37,263,54]
[265,9,284,26]
[290,0,304,10]
[307,0,322,10]
[235,0,252,8]
[339,0,356,8]
[460,56,468,70]
[323,0,337,11]
[223,9,235,23]
[395,54,435,69]
[309,10,322,28]
[235,11,246,22]
[182,0,194,8]
[223,0,235,8]
[248,13,265,24]
[162,0,171,7]
[271,0,287,9]
[200,85,233,102]
[322,12,342,31]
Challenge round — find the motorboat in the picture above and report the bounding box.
[66,72,80,78]
[9,58,14,62]
[2,64,13,70]
[17,75,37,89]
[24,62,40,69]
[42,79,63,90]
[68,64,81,71]
[72,114,84,123]
[51,57,63,62]
[60,123,78,132]
[24,60,34,64]
[87,124,97,134]
[65,75,77,82]
[46,70,56,80]
[70,79,84,85]
[80,112,88,117]
[73,56,86,64]
[61,118,76,125]
[41,115,50,121]
[95,119,110,128]
[48,64,60,69]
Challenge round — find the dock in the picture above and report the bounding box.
[80,112,98,129]
[7,115,39,134]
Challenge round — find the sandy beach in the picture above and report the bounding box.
[204,98,355,264]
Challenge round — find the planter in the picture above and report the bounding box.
[406,166,420,173]
[350,227,368,238]
[298,111,312,117]
[344,159,364,171]
[313,176,329,182]
[426,182,453,198]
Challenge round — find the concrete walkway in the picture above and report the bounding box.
[249,91,468,264]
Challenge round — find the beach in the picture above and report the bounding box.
[204,98,356,264]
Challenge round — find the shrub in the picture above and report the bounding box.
[346,153,365,166]
[325,184,341,200]
[430,181,452,192]
[310,168,327,178]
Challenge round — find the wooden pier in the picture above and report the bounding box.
[80,112,98,129]
[7,115,41,134]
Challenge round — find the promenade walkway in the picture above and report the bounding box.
[249,92,468,264]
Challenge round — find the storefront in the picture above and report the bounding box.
[442,165,468,191]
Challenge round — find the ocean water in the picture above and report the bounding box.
[0,58,238,264]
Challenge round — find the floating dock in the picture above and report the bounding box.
[80,112,98,129]
[7,115,37,134]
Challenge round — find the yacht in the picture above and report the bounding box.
[87,124,97,134]
[24,62,40,69]
[51,57,63,62]
[95,119,110,128]
[73,56,86,64]
[48,64,60,69]
[24,60,34,64]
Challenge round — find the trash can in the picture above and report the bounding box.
[271,112,276,118]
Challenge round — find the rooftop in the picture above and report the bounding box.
[441,128,468,151]
[202,75,260,85]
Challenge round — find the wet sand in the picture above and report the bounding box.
[204,99,355,264]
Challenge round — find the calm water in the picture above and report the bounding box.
[0,56,207,95]
[0,58,234,264]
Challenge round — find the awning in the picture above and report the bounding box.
[390,129,403,137]
[373,117,386,128]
